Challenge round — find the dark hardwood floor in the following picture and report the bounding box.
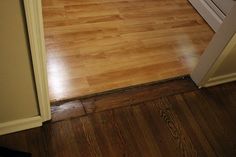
[0,78,236,157]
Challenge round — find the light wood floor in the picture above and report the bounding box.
[42,0,214,102]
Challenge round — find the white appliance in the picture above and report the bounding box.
[188,0,235,31]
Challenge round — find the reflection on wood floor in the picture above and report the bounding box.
[1,78,236,157]
[42,0,214,102]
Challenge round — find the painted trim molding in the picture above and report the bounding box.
[188,0,223,31]
[191,5,236,87]
[0,117,42,136]
[205,73,236,87]
[204,0,225,19]
[23,0,51,122]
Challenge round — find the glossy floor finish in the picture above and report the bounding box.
[0,79,236,157]
[42,0,214,102]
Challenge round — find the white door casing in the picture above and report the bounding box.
[188,0,235,31]
[23,0,51,122]
[191,4,236,87]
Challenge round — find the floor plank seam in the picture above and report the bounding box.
[50,76,196,105]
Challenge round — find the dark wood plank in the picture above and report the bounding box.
[51,100,86,122]
[82,77,197,113]
[146,98,198,157]
[167,94,216,157]
[71,117,102,157]
[199,89,236,157]
[43,120,81,157]
[0,131,28,153]
[204,82,236,124]
[89,111,122,157]
[131,105,163,157]
[182,91,236,157]
[112,108,143,157]
[139,101,182,157]
[25,127,48,157]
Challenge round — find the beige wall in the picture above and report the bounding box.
[212,34,236,77]
[0,0,39,123]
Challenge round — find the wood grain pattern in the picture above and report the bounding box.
[81,77,197,114]
[51,100,85,122]
[0,80,236,157]
[42,0,214,102]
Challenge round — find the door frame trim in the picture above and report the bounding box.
[23,0,51,122]
[188,0,223,31]
[191,4,236,87]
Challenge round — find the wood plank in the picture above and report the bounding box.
[167,94,217,157]
[71,117,103,157]
[145,98,198,156]
[82,77,197,113]
[43,120,81,157]
[182,91,235,156]
[51,100,86,122]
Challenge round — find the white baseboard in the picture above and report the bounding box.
[0,116,42,136]
[188,0,223,32]
[205,73,236,87]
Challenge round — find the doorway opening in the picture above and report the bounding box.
[42,0,214,103]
